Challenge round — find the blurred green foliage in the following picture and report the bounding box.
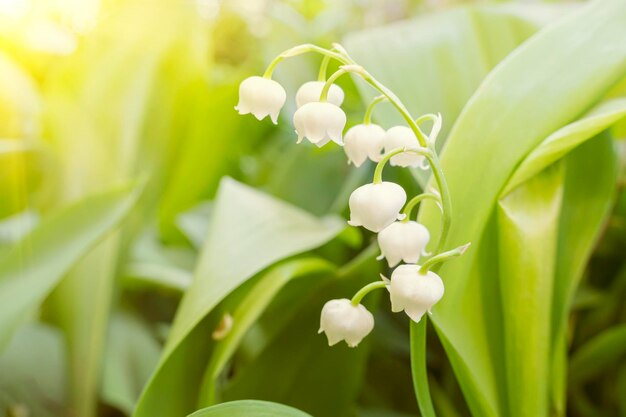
[0,1,624,417]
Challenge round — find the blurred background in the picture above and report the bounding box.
[2,1,625,417]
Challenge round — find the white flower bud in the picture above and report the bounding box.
[319,298,374,347]
[343,123,386,167]
[348,182,407,232]
[378,221,430,267]
[295,81,344,108]
[389,265,444,322]
[235,76,287,124]
[293,102,346,147]
[383,126,424,167]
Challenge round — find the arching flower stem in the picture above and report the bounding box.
[401,193,442,223]
[351,281,388,306]
[263,44,349,79]
[318,54,332,81]
[373,147,432,184]
[320,67,351,101]
[364,95,388,124]
[419,243,471,274]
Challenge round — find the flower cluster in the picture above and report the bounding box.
[236,43,468,348]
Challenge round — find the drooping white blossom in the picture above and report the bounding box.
[383,126,424,167]
[348,182,407,232]
[293,101,346,147]
[235,76,287,124]
[319,298,374,347]
[343,123,386,167]
[378,221,430,267]
[296,81,345,108]
[389,265,444,322]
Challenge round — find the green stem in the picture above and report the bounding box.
[402,193,442,222]
[344,66,428,147]
[318,54,332,81]
[320,67,349,101]
[411,318,437,417]
[263,44,349,78]
[351,281,387,305]
[373,147,432,184]
[364,95,387,124]
[420,243,470,274]
[429,152,452,253]
[415,113,439,126]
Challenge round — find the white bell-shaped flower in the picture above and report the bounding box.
[293,102,346,147]
[343,123,386,167]
[295,81,344,108]
[383,126,424,167]
[389,264,444,322]
[318,298,374,347]
[348,182,407,232]
[235,76,287,124]
[378,221,430,267]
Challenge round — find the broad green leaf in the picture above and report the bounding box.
[0,323,67,417]
[497,164,564,417]
[198,257,336,405]
[158,83,269,241]
[102,313,161,415]
[414,1,626,416]
[344,4,571,143]
[569,324,626,386]
[176,201,212,249]
[188,400,312,417]
[166,177,343,358]
[134,178,344,417]
[550,136,618,413]
[0,182,140,351]
[221,248,379,417]
[43,4,211,415]
[122,227,195,292]
[503,98,626,194]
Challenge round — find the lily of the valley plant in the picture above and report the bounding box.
[236,43,469,348]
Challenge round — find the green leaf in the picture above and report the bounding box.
[344,4,569,142]
[198,257,336,405]
[43,5,212,415]
[0,182,140,351]
[497,164,564,417]
[0,323,67,417]
[503,98,626,194]
[176,201,212,249]
[569,324,626,386]
[102,312,162,415]
[412,1,626,416]
[122,227,195,292]
[549,135,618,413]
[220,247,379,417]
[134,178,344,417]
[187,400,312,417]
